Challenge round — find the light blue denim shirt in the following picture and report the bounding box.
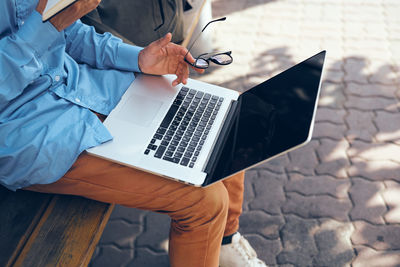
[0,0,143,191]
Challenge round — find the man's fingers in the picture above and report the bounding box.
[172,63,189,86]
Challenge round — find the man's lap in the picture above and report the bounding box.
[26,152,237,213]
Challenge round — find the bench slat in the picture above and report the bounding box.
[0,188,52,267]
[0,186,114,267]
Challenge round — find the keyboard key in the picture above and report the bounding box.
[173,135,182,142]
[194,131,202,137]
[189,162,194,168]
[181,86,189,92]
[154,145,167,158]
[163,135,172,141]
[163,156,180,163]
[171,140,179,146]
[180,157,190,166]
[150,138,156,144]
[174,152,183,158]
[161,140,169,146]
[184,151,193,158]
[156,128,167,135]
[144,149,150,155]
[189,140,198,147]
[165,151,174,157]
[154,133,163,140]
[195,91,204,99]
[173,99,182,106]
[180,141,188,147]
[147,144,157,150]
[160,104,179,128]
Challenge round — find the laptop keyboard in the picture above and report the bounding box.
[144,86,224,168]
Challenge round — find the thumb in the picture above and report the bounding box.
[154,33,172,49]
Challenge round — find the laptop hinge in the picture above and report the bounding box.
[202,99,239,185]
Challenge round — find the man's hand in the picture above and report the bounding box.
[36,0,101,32]
[138,33,204,86]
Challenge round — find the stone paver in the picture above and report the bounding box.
[348,178,386,224]
[382,180,400,224]
[353,246,400,267]
[351,221,400,250]
[90,0,400,266]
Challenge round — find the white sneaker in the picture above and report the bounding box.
[219,232,268,267]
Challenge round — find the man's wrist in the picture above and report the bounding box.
[138,50,143,73]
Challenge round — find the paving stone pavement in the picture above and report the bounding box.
[90,0,400,266]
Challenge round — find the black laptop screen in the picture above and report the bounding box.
[205,51,325,184]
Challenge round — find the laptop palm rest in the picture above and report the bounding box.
[116,94,163,127]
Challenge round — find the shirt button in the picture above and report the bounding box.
[21,21,25,25]
[54,75,60,82]
[75,98,81,103]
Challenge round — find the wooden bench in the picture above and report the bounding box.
[0,186,114,266]
[0,2,208,266]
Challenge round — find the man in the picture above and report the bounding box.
[0,0,267,266]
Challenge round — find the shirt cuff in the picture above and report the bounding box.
[16,10,60,57]
[116,43,143,73]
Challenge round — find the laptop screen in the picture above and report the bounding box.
[204,51,326,185]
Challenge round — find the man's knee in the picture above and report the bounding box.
[173,182,229,228]
[190,182,230,222]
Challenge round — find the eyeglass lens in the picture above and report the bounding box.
[210,54,232,65]
[194,53,232,68]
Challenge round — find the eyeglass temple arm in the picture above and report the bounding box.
[185,17,227,58]
[201,17,226,32]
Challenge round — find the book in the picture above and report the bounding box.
[42,0,77,21]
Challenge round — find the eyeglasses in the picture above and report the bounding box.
[184,17,233,69]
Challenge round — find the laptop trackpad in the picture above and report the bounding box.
[117,94,163,127]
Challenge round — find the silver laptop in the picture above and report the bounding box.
[87,51,326,187]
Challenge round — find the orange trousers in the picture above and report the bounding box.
[27,152,245,267]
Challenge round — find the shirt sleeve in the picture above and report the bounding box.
[0,11,60,105]
[64,20,143,73]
